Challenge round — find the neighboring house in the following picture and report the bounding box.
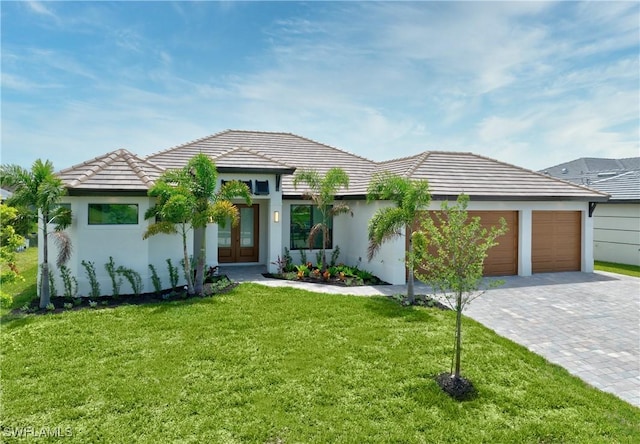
[541,158,640,266]
[48,130,608,295]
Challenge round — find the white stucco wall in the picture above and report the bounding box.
[593,203,640,266]
[42,195,181,297]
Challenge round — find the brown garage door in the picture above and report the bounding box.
[532,211,581,273]
[411,210,518,277]
[470,211,518,276]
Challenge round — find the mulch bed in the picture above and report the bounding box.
[11,276,237,316]
[435,372,477,401]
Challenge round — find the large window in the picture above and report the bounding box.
[290,205,332,250]
[88,204,138,225]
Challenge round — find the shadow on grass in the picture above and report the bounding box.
[363,296,436,323]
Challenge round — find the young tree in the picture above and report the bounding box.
[0,160,72,308]
[413,194,508,398]
[144,154,251,295]
[293,168,351,267]
[366,172,430,304]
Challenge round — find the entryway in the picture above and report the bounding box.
[218,204,259,263]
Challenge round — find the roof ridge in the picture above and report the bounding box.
[65,149,125,188]
[469,152,611,198]
[145,129,233,160]
[405,151,431,177]
[277,131,376,165]
[592,169,639,184]
[122,150,164,185]
[212,145,296,169]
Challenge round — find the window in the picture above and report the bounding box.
[88,204,138,225]
[290,205,332,250]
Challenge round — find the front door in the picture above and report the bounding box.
[218,204,259,263]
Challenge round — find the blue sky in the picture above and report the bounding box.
[2,1,638,172]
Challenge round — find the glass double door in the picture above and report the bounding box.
[217,204,259,263]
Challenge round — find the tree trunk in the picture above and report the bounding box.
[194,226,206,294]
[39,220,50,308]
[406,225,415,304]
[454,290,463,378]
[182,229,195,295]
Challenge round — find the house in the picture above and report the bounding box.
[541,158,640,266]
[49,130,608,295]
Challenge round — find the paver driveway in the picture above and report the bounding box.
[222,266,640,407]
[464,271,640,407]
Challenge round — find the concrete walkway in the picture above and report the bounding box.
[219,265,640,407]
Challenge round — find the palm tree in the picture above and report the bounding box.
[366,171,431,304]
[293,168,351,268]
[144,154,251,295]
[0,160,72,308]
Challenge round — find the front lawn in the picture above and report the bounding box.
[1,284,638,443]
[595,260,640,277]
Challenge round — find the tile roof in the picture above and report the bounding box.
[540,157,640,186]
[58,149,164,192]
[56,130,609,201]
[146,130,376,195]
[377,152,609,200]
[590,171,640,202]
[210,146,296,174]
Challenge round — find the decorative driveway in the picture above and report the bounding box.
[464,271,640,407]
[221,267,640,407]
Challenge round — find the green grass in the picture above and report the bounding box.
[595,260,640,277]
[1,247,38,315]
[1,284,638,443]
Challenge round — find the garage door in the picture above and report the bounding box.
[532,211,581,273]
[411,211,518,277]
[469,211,518,276]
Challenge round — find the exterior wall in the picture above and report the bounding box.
[344,200,407,285]
[47,193,598,295]
[41,195,183,297]
[280,198,596,286]
[593,203,640,266]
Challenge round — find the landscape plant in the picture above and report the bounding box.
[366,171,431,304]
[149,264,162,294]
[0,204,25,306]
[0,159,72,308]
[59,264,78,298]
[413,194,508,399]
[144,154,251,295]
[293,167,352,267]
[105,256,122,297]
[116,266,143,297]
[166,259,179,289]
[81,260,101,298]
[46,268,57,299]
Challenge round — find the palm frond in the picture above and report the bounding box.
[308,222,326,250]
[366,207,407,261]
[53,231,73,267]
[329,202,353,217]
[143,221,179,239]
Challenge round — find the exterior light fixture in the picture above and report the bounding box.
[273,210,280,223]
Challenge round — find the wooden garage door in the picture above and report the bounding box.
[532,211,581,273]
[470,211,518,276]
[411,211,518,277]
